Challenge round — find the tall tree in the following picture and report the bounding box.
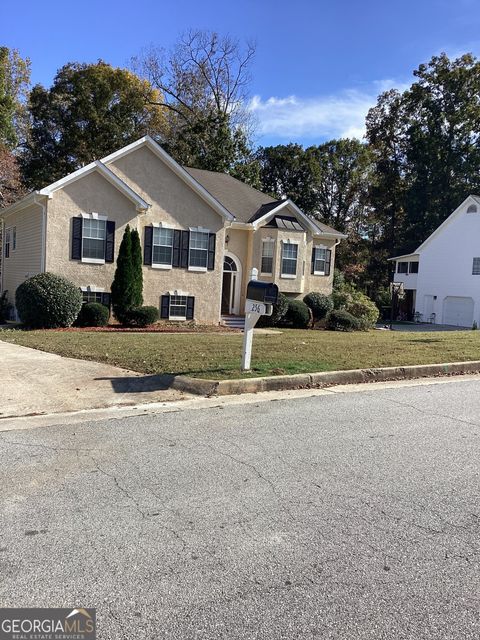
[255,144,319,214]
[0,145,25,207]
[21,61,167,189]
[130,228,143,308]
[133,30,256,171]
[111,225,134,324]
[0,46,30,149]
[366,53,480,260]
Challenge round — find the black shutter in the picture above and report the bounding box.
[180,230,189,269]
[71,217,83,260]
[311,247,316,274]
[186,296,195,320]
[207,232,216,270]
[160,294,170,319]
[325,249,332,276]
[105,221,115,263]
[101,293,111,308]
[144,226,153,265]
[172,230,181,268]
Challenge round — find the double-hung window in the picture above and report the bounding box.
[4,228,11,258]
[313,246,327,274]
[153,227,174,267]
[82,290,104,303]
[281,243,298,277]
[261,240,274,274]
[397,262,408,274]
[473,258,480,275]
[83,218,106,261]
[170,295,188,320]
[189,230,209,269]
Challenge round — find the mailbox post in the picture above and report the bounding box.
[241,268,279,371]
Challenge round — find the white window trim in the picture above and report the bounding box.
[313,244,327,276]
[152,226,174,269]
[4,228,11,258]
[81,212,108,264]
[169,292,189,321]
[188,227,210,272]
[260,239,275,275]
[280,240,299,278]
[81,286,105,292]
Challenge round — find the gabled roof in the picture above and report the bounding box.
[102,136,234,221]
[39,160,151,212]
[184,167,277,222]
[389,195,480,260]
[185,168,346,237]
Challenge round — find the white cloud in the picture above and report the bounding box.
[248,80,408,142]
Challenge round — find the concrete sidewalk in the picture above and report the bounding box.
[0,341,187,418]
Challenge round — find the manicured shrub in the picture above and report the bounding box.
[284,299,311,329]
[125,305,159,327]
[75,302,109,327]
[325,309,360,332]
[111,225,144,323]
[303,292,333,321]
[15,272,83,328]
[346,292,380,329]
[256,292,289,327]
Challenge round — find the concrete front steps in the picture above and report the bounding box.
[221,315,245,330]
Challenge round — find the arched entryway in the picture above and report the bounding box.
[221,252,242,315]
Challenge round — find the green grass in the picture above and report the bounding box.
[1,328,480,380]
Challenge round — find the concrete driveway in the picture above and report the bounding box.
[0,341,187,418]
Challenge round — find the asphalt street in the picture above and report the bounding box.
[1,378,480,639]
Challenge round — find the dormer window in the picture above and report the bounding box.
[467,204,478,213]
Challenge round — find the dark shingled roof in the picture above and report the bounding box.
[184,166,344,236]
[184,167,277,223]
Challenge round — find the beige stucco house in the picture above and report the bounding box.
[0,136,345,325]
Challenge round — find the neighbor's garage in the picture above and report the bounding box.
[443,296,474,327]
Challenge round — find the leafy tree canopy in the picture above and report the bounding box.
[21,61,167,189]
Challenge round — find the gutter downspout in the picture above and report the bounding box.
[33,195,48,273]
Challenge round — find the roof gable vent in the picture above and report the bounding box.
[467,203,478,213]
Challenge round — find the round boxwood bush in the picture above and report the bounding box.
[256,292,289,327]
[303,292,333,321]
[325,309,360,332]
[284,299,311,329]
[75,302,109,327]
[125,305,159,327]
[16,272,83,328]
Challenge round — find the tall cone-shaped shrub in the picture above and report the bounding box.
[111,225,134,323]
[130,228,143,308]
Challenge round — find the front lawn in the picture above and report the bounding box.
[1,328,480,379]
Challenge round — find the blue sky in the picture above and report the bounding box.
[2,0,480,146]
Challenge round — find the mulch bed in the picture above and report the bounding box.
[50,323,241,334]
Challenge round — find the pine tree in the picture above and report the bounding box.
[111,225,134,323]
[130,228,143,308]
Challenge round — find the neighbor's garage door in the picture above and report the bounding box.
[443,296,474,327]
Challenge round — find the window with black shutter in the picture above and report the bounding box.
[160,294,170,319]
[144,226,153,265]
[180,231,189,268]
[105,221,115,263]
[325,249,332,276]
[207,233,216,270]
[71,217,83,260]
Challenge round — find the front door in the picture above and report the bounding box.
[222,272,232,314]
[222,255,239,314]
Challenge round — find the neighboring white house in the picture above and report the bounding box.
[390,195,480,327]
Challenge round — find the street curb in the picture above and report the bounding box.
[170,360,480,396]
